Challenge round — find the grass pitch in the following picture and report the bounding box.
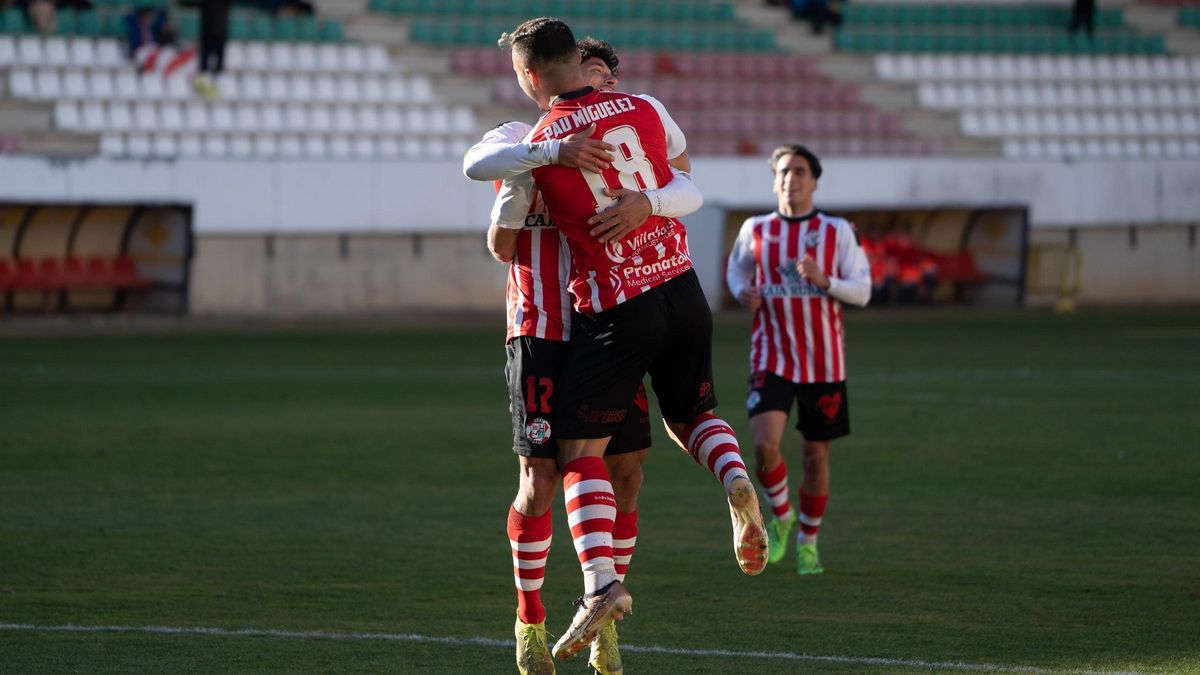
[1,308,1198,674]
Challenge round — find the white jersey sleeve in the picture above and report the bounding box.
[645,168,702,218]
[725,217,757,299]
[634,94,687,160]
[462,120,561,181]
[825,220,871,307]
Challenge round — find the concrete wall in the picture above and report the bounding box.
[190,233,508,315]
[2,154,1197,312]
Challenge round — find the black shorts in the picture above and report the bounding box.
[556,269,717,440]
[506,336,651,458]
[747,371,850,441]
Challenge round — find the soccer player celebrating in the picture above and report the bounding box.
[494,17,769,660]
[725,145,871,575]
[464,38,704,675]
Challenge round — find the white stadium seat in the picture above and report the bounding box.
[259,104,284,132]
[244,43,271,70]
[269,43,293,70]
[133,101,159,131]
[81,101,106,131]
[210,103,235,132]
[178,133,204,158]
[107,101,133,131]
[95,40,123,68]
[360,76,384,103]
[383,77,406,103]
[340,45,365,72]
[159,102,185,132]
[293,43,317,72]
[67,38,96,68]
[308,106,332,132]
[278,134,303,159]
[352,135,375,159]
[284,104,308,132]
[64,68,93,99]
[185,103,210,132]
[356,107,381,133]
[235,103,261,132]
[87,70,114,98]
[16,37,43,66]
[223,42,246,70]
[35,68,62,99]
[114,70,139,99]
[43,38,69,67]
[376,136,400,159]
[265,74,289,102]
[337,77,361,103]
[253,133,279,159]
[0,36,15,66]
[303,134,328,158]
[6,68,33,98]
[139,72,164,99]
[151,133,178,158]
[405,107,429,134]
[229,134,253,159]
[316,44,341,71]
[329,135,353,159]
[409,76,433,103]
[127,133,152,158]
[204,133,229,158]
[54,101,80,130]
[288,74,313,102]
[99,133,125,157]
[333,106,358,133]
[379,107,403,133]
[239,72,265,101]
[313,75,338,103]
[365,45,389,72]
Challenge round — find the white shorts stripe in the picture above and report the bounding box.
[567,504,617,528]
[564,479,614,502]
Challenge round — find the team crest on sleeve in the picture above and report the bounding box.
[526,418,552,444]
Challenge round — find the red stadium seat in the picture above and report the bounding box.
[0,259,16,290]
[113,254,153,289]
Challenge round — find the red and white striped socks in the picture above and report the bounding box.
[798,490,828,545]
[757,461,795,522]
[612,509,638,583]
[507,505,552,625]
[685,412,751,491]
[563,456,618,595]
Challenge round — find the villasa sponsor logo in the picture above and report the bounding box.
[607,223,673,264]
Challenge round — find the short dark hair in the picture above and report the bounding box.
[769,144,823,180]
[498,17,578,70]
[578,36,619,75]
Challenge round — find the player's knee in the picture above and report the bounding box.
[754,437,782,464]
[517,460,559,512]
[802,441,830,469]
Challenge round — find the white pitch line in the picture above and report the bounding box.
[0,623,1138,675]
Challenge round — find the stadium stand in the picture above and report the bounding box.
[0,0,1197,162]
[876,53,1200,159]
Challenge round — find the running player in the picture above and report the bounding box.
[464,39,703,675]
[725,145,871,575]
[497,17,769,661]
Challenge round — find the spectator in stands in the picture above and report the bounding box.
[260,0,313,16]
[20,0,57,34]
[194,0,231,100]
[125,6,168,58]
[789,0,842,34]
[1068,0,1096,38]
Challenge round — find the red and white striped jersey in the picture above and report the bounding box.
[482,121,572,343]
[530,88,692,314]
[727,211,870,384]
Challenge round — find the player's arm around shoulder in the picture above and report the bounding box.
[487,223,519,263]
[462,121,550,181]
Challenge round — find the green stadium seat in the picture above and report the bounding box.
[274,16,297,41]
[75,10,100,36]
[249,15,273,40]
[2,7,30,34]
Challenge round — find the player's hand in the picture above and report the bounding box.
[737,286,762,312]
[587,188,652,243]
[557,124,615,174]
[797,255,830,290]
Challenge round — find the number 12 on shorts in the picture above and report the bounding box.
[525,376,554,414]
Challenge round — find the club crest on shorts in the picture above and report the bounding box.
[747,390,762,410]
[526,418,552,444]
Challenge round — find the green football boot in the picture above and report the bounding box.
[797,542,824,576]
[589,620,622,674]
[515,616,555,675]
[766,512,796,564]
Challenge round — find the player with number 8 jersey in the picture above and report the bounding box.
[530,91,692,314]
